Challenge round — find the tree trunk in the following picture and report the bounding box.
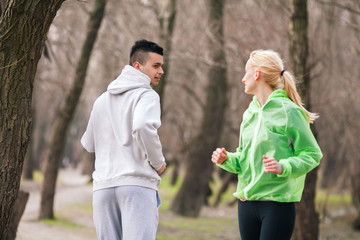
[22,108,36,180]
[0,0,5,15]
[155,0,178,185]
[349,0,360,229]
[0,0,65,238]
[288,0,319,239]
[170,0,228,217]
[289,0,310,103]
[7,191,29,240]
[153,0,177,109]
[350,138,360,230]
[39,0,108,219]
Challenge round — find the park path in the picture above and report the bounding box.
[16,168,96,240]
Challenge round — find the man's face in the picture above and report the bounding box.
[139,52,164,86]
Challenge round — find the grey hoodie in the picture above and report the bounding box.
[81,65,165,191]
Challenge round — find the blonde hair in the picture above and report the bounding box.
[249,49,318,123]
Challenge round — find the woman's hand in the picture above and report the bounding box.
[263,155,282,175]
[211,148,227,164]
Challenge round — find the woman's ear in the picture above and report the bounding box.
[255,70,261,81]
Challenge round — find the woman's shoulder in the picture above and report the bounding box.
[269,96,307,120]
[281,100,308,123]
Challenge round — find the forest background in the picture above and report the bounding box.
[1,0,360,239]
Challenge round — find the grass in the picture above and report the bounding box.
[158,172,183,211]
[68,202,93,213]
[316,189,352,205]
[33,170,43,182]
[40,216,83,229]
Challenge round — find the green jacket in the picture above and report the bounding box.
[218,89,322,202]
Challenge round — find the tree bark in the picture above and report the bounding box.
[349,0,360,229]
[153,0,177,109]
[154,0,178,185]
[39,0,107,219]
[0,0,5,15]
[288,0,319,239]
[170,0,228,217]
[7,191,29,240]
[22,108,36,180]
[0,0,65,238]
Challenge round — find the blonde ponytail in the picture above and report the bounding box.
[249,49,319,123]
[282,71,318,123]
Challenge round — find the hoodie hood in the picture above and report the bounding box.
[107,65,151,95]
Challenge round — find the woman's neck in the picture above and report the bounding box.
[255,85,274,107]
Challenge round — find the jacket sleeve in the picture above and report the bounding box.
[81,110,95,153]
[132,91,165,171]
[278,107,322,178]
[217,148,242,174]
[216,124,244,174]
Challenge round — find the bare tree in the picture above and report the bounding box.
[0,0,5,15]
[6,191,29,240]
[153,0,177,106]
[39,0,108,219]
[22,108,37,180]
[288,0,320,239]
[170,0,228,217]
[347,0,360,230]
[0,0,65,237]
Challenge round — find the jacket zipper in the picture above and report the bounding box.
[244,106,263,199]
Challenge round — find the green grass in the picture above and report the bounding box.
[160,215,236,233]
[33,170,43,182]
[68,203,93,213]
[40,216,83,229]
[316,189,352,205]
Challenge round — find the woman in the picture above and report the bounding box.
[211,50,322,240]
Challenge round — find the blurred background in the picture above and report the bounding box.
[13,0,360,239]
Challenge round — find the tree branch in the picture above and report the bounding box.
[315,0,360,15]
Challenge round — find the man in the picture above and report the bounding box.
[81,39,166,240]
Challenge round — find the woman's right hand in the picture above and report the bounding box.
[211,147,227,164]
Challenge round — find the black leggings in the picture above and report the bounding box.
[237,200,296,240]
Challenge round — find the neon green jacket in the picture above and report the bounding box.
[218,89,322,202]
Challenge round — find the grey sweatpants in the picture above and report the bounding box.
[93,186,160,240]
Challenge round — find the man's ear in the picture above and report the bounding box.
[133,61,142,70]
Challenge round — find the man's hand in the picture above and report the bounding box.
[157,163,166,175]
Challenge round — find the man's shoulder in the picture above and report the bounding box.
[139,88,160,101]
[93,91,109,104]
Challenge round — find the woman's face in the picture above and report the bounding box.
[242,59,257,95]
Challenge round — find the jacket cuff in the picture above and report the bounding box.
[278,160,291,177]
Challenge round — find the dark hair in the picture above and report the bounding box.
[129,39,163,66]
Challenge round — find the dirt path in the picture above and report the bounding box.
[16,169,95,240]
